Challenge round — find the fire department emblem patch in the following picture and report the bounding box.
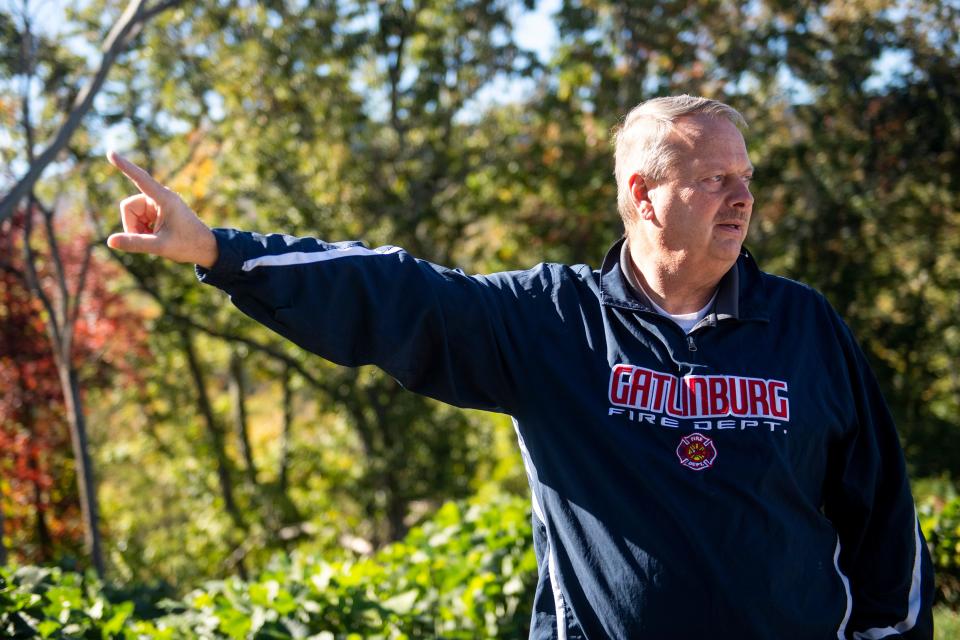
[676,433,717,471]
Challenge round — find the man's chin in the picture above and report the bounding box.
[710,240,745,265]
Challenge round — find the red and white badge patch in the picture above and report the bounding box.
[676,433,717,471]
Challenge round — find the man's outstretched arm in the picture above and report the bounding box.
[106,151,218,268]
[107,153,543,414]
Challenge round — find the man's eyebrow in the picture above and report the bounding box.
[698,164,755,174]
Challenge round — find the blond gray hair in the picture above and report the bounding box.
[613,95,746,221]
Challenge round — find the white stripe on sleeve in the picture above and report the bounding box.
[852,514,924,639]
[241,245,402,271]
[834,537,853,639]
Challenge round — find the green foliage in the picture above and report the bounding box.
[0,565,135,639]
[11,490,960,639]
[919,480,960,605]
[0,493,536,638]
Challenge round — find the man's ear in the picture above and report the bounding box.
[628,173,655,220]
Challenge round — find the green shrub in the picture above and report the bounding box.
[919,488,960,606]
[0,565,136,639]
[0,493,536,638]
[9,486,960,638]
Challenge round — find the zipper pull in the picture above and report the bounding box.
[687,334,697,352]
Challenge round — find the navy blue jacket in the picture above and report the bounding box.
[197,229,934,639]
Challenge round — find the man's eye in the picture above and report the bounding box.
[707,175,724,183]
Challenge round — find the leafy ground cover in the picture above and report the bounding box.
[917,478,960,606]
[1,493,536,638]
[4,488,960,638]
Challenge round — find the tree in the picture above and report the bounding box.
[79,0,533,559]
[0,209,148,569]
[0,214,78,565]
[0,0,185,576]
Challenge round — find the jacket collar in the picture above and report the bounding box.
[600,236,769,323]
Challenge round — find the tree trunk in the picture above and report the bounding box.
[278,363,293,495]
[365,381,409,544]
[384,476,408,543]
[0,493,6,565]
[178,327,246,531]
[20,202,105,577]
[229,349,258,488]
[29,449,52,563]
[952,298,960,426]
[56,356,105,576]
[18,368,52,563]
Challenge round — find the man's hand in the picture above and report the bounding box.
[106,152,219,269]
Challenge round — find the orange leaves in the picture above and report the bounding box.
[166,136,222,204]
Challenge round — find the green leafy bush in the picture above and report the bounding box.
[0,493,536,638]
[920,488,960,606]
[11,486,960,638]
[0,565,136,638]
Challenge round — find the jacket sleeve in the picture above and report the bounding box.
[822,310,934,640]
[195,228,537,414]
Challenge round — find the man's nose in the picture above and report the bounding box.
[727,180,754,209]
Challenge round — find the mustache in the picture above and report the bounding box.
[716,211,750,224]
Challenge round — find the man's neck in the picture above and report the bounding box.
[626,241,729,315]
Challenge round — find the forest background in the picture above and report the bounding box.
[1,0,959,637]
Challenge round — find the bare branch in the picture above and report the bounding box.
[22,197,63,350]
[20,22,72,354]
[140,0,182,23]
[67,239,95,336]
[100,244,330,392]
[20,7,36,163]
[38,200,70,337]
[0,262,26,280]
[184,313,329,393]
[0,0,185,224]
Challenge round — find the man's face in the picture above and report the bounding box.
[633,115,754,269]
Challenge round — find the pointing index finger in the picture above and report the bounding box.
[108,151,170,203]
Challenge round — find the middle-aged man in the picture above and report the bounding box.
[107,95,934,639]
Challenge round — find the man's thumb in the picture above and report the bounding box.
[107,232,163,256]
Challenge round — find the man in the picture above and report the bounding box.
[107,95,934,639]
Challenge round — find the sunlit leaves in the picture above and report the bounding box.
[1,493,535,637]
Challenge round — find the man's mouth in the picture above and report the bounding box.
[717,222,742,232]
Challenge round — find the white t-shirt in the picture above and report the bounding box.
[644,290,717,334]
[619,241,717,334]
